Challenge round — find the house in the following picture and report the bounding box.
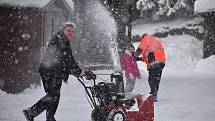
[194,0,215,58]
[0,0,74,93]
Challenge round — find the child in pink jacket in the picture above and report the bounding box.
[120,46,141,97]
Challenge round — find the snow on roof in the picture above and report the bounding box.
[0,0,50,8]
[64,0,74,11]
[194,0,215,13]
[0,0,74,12]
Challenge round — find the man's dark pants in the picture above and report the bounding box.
[29,74,62,121]
[148,63,164,98]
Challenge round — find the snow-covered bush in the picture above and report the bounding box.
[136,0,155,11]
[136,0,190,19]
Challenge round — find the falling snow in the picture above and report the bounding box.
[0,0,215,121]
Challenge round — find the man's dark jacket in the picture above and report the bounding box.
[38,31,82,80]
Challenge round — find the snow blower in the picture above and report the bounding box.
[77,71,154,121]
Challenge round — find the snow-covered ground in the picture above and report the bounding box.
[0,68,215,121]
[1,9,215,121]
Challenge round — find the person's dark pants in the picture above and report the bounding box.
[29,74,62,121]
[148,63,164,97]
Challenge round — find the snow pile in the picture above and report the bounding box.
[195,55,215,74]
[195,0,215,13]
[161,35,203,72]
[0,85,44,121]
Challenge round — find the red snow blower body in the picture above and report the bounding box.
[77,72,154,121]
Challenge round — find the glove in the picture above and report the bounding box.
[133,48,142,57]
[85,71,96,80]
[79,69,86,76]
[135,56,142,61]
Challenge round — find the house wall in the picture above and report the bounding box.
[202,12,215,58]
[0,1,74,93]
[0,7,42,93]
[194,0,215,58]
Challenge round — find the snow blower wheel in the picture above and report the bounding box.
[106,109,125,121]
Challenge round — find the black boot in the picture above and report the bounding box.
[153,95,158,102]
[149,92,158,102]
[23,109,34,121]
[46,117,56,121]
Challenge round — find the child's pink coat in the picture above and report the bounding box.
[120,53,141,80]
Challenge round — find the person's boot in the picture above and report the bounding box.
[23,108,34,121]
[149,92,158,102]
[46,111,57,121]
[46,117,56,121]
[153,94,158,102]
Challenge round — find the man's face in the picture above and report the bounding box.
[63,26,75,40]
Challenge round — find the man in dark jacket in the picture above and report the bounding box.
[23,21,86,121]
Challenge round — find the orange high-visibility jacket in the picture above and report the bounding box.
[138,34,166,66]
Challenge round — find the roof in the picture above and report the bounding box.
[194,0,215,13]
[64,0,74,11]
[0,0,74,11]
[61,0,74,12]
[0,0,50,8]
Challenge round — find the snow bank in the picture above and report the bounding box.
[195,0,215,13]
[161,35,203,72]
[0,84,44,121]
[195,55,215,74]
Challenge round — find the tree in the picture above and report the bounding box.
[136,0,192,19]
[99,0,139,54]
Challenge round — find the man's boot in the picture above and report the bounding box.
[46,110,57,121]
[23,108,34,121]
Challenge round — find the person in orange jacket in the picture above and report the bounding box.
[134,33,166,102]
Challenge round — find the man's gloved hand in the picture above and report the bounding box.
[85,71,96,80]
[79,69,86,76]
